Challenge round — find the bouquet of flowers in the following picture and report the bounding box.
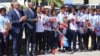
[49,18,57,22]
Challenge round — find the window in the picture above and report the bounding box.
[84,0,89,4]
[28,0,31,2]
[0,0,12,2]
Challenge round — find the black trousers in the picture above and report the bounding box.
[69,30,77,50]
[83,31,89,50]
[25,29,36,55]
[77,32,84,50]
[0,33,8,55]
[43,30,52,51]
[51,31,59,49]
[97,36,100,49]
[66,29,71,51]
[36,32,44,52]
[89,30,97,50]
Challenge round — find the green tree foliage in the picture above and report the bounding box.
[32,0,63,7]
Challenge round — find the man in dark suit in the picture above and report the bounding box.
[7,2,26,56]
[24,2,37,56]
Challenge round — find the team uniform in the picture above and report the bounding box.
[94,14,100,50]
[36,13,45,53]
[58,12,68,51]
[87,13,97,50]
[77,12,89,50]
[0,14,10,55]
[43,14,52,53]
[50,16,59,51]
[68,13,78,51]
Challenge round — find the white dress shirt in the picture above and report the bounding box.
[68,13,79,21]
[0,15,10,33]
[43,15,52,31]
[69,22,78,31]
[87,14,95,31]
[36,13,44,32]
[79,13,87,22]
[14,9,20,18]
[50,16,58,30]
[58,13,65,24]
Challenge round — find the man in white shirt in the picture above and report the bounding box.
[69,19,78,51]
[58,7,68,51]
[77,7,87,51]
[94,8,100,50]
[35,6,45,54]
[88,8,97,50]
[0,7,11,56]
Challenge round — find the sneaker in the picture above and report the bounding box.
[55,48,58,53]
[51,49,55,55]
[43,51,48,55]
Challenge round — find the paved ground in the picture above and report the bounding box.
[22,32,100,56]
[38,51,100,56]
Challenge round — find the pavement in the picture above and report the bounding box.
[38,51,100,56]
[22,31,100,56]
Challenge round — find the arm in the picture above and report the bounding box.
[24,10,37,22]
[5,21,11,32]
[7,11,21,24]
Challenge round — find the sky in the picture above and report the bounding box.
[64,0,73,4]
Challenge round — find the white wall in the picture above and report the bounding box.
[0,2,10,10]
[89,0,100,4]
[17,0,25,5]
[73,0,84,4]
[72,0,100,4]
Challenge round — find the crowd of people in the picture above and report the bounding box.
[0,2,100,56]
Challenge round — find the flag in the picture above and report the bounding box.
[60,34,68,47]
[57,30,68,47]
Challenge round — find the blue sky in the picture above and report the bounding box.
[64,0,73,4]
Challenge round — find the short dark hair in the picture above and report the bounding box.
[89,8,95,12]
[0,8,6,13]
[60,6,65,10]
[80,6,86,10]
[44,8,49,14]
[35,6,41,10]
[51,9,56,15]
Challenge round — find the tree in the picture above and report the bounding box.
[47,0,63,7]
[31,0,63,7]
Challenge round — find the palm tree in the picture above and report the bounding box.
[47,0,63,7]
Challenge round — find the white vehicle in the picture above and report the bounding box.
[43,6,60,10]
[86,4,100,8]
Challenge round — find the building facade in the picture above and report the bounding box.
[64,0,100,4]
